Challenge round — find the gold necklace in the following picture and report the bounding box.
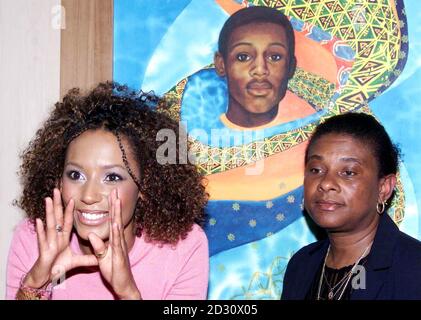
[316,243,372,300]
[323,267,353,300]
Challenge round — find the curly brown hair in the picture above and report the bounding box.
[17,82,208,245]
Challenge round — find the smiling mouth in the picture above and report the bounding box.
[76,210,109,226]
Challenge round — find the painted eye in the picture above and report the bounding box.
[236,53,250,62]
[268,54,282,61]
[309,168,322,174]
[105,173,123,182]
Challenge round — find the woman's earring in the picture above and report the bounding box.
[376,201,386,215]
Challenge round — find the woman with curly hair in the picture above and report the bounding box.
[6,82,209,300]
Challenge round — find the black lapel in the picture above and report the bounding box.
[293,240,329,299]
[351,214,399,299]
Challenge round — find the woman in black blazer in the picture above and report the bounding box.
[282,113,421,300]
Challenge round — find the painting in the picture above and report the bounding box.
[114,0,420,299]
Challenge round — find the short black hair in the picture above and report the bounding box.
[305,112,400,178]
[217,6,295,63]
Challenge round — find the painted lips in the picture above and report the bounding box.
[247,81,272,95]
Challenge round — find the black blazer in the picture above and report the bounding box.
[282,214,421,300]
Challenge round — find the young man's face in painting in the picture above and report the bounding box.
[215,21,295,121]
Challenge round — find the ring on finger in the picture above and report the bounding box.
[95,247,108,259]
[55,224,63,233]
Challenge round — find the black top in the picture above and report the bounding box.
[306,256,369,300]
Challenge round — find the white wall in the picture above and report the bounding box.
[0,0,61,298]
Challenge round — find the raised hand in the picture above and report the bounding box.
[24,188,98,289]
[88,189,141,300]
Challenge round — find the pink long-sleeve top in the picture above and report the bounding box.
[6,219,209,299]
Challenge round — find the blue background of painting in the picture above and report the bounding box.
[370,0,421,220]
